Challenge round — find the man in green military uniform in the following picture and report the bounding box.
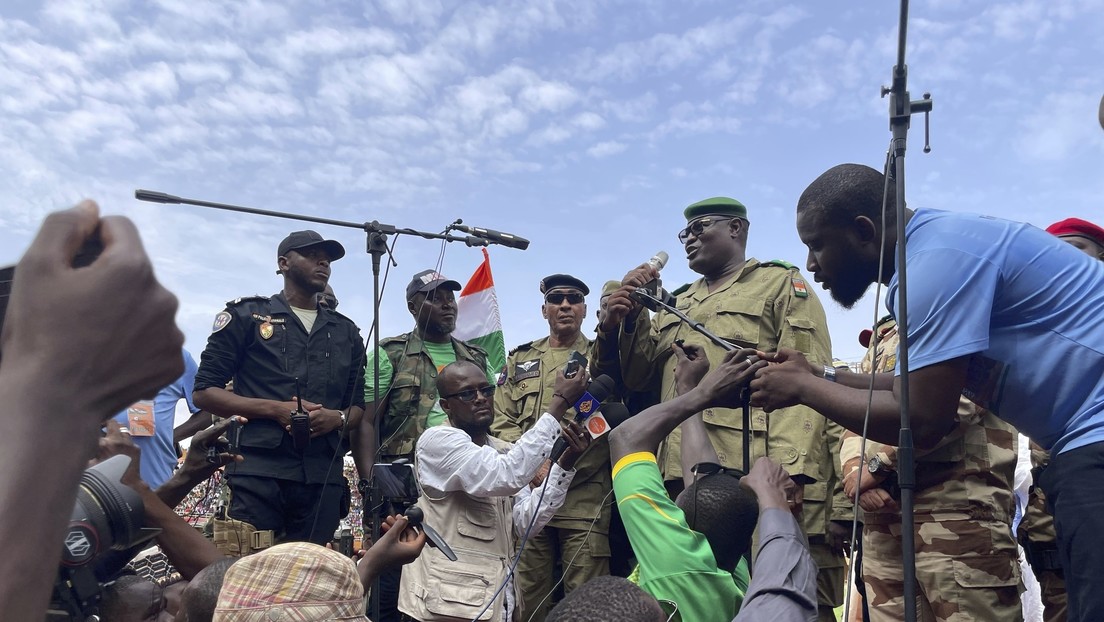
[355,269,490,622]
[492,274,611,622]
[596,197,844,620]
[840,317,1021,621]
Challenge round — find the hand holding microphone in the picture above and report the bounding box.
[599,252,669,333]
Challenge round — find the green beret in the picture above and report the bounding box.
[683,197,748,222]
[540,274,590,296]
[600,280,621,298]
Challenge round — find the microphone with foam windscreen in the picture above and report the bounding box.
[637,251,676,307]
[549,375,616,463]
[451,223,530,250]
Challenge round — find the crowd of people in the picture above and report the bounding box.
[1,101,1103,622]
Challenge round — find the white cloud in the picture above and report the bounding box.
[1016,90,1103,161]
[587,140,626,158]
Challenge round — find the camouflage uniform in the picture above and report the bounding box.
[1017,443,1068,622]
[375,332,488,461]
[597,258,844,617]
[492,334,611,622]
[841,319,1022,622]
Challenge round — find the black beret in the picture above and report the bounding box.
[540,274,590,296]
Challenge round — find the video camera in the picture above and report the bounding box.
[46,455,160,621]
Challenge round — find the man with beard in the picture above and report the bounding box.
[400,360,591,622]
[357,269,491,621]
[194,230,366,553]
[751,163,1104,622]
[597,198,845,622]
[492,274,611,622]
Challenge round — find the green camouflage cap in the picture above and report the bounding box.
[683,197,748,222]
[600,280,622,298]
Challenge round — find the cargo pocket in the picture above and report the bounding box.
[423,555,498,620]
[457,503,498,542]
[785,316,818,355]
[713,297,765,349]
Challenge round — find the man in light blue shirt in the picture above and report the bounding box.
[749,163,1104,622]
[114,349,202,488]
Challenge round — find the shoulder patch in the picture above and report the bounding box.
[212,311,233,333]
[762,259,797,270]
[225,295,268,307]
[790,276,809,298]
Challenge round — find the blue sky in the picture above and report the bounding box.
[1,0,1102,366]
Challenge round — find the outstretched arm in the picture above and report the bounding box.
[610,348,765,465]
[0,202,184,621]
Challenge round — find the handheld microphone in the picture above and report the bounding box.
[639,251,673,303]
[451,223,531,250]
[549,375,616,463]
[647,251,669,271]
[404,505,458,561]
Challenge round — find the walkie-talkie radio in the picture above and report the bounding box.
[290,378,310,451]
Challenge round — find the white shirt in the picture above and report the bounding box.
[415,413,576,619]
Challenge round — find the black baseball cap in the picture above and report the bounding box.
[406,269,461,299]
[277,230,346,261]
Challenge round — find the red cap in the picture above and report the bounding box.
[1046,218,1104,246]
[858,329,873,349]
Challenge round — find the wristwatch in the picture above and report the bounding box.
[867,456,890,475]
[823,364,838,383]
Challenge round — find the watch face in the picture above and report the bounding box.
[867,457,880,474]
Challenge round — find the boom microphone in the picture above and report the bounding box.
[451,224,531,250]
[549,375,616,463]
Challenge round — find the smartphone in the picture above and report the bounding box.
[564,350,588,378]
[372,462,419,500]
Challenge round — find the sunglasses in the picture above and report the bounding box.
[442,385,496,402]
[545,292,585,305]
[658,599,679,621]
[678,217,734,244]
[319,294,339,310]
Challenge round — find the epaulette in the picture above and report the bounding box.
[225,295,268,307]
[670,283,692,297]
[762,259,797,270]
[380,333,412,346]
[508,342,534,356]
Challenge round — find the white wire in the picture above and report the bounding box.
[841,145,895,619]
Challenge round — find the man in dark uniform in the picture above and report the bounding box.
[193,230,366,555]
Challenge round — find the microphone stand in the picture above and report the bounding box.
[881,2,933,621]
[133,189,527,621]
[632,290,752,473]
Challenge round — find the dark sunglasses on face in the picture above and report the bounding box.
[443,385,496,402]
[545,292,585,305]
[320,294,339,309]
[678,217,734,244]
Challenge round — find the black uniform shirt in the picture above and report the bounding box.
[194,292,366,484]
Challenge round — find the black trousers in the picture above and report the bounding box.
[1040,440,1104,622]
[227,474,346,545]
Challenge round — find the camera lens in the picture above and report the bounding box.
[61,455,146,568]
